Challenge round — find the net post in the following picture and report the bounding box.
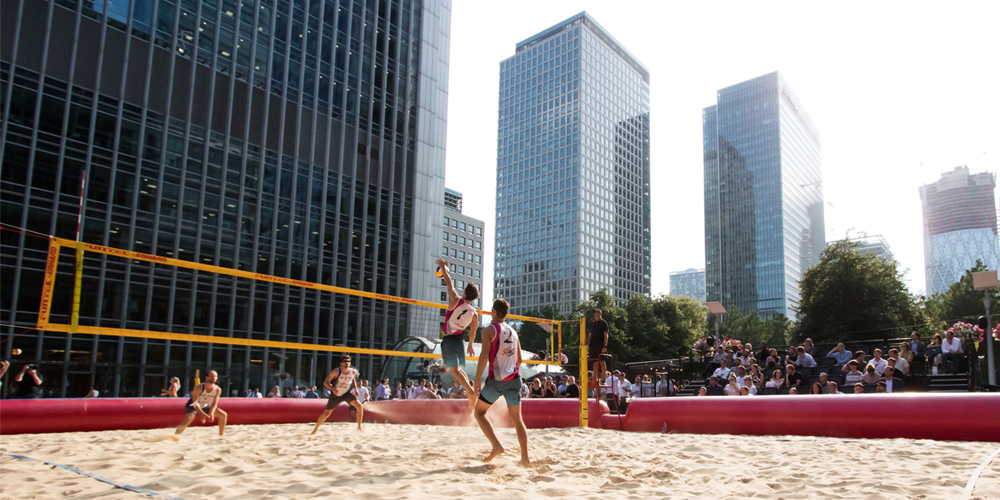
[37,238,61,329]
[557,322,562,366]
[71,241,84,334]
[579,316,588,428]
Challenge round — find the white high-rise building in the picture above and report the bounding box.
[919,166,1000,296]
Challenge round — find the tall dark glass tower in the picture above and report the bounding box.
[493,12,650,316]
[0,0,451,398]
[704,72,823,318]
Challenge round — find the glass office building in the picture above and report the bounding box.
[494,12,650,316]
[0,0,451,398]
[669,267,705,303]
[704,72,823,318]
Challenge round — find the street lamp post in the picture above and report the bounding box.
[973,271,998,386]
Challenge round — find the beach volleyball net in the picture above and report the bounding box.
[34,236,562,370]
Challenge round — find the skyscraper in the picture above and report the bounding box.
[833,234,895,264]
[669,268,706,303]
[919,166,999,296]
[704,72,824,318]
[493,12,650,315]
[0,0,451,397]
[440,188,484,312]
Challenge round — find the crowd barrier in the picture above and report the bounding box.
[0,398,610,435]
[621,393,1000,442]
[4,394,996,442]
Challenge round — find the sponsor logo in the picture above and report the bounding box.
[38,245,60,321]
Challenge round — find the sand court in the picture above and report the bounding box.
[2,423,998,499]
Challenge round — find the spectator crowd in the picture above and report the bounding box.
[696,331,964,397]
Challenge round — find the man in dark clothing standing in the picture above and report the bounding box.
[586,309,609,387]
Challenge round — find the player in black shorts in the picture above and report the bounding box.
[586,309,609,387]
[311,355,363,433]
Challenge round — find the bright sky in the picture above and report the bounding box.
[442,0,1000,303]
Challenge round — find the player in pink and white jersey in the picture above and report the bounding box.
[472,298,530,468]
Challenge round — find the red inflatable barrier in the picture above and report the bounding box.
[0,398,610,435]
[621,394,1000,442]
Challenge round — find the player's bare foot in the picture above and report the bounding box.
[168,435,180,442]
[517,458,532,468]
[483,447,504,462]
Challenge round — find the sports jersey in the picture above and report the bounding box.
[442,298,476,336]
[487,322,520,382]
[189,383,218,408]
[332,368,356,396]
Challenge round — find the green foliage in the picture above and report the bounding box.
[713,306,792,348]
[563,289,709,366]
[922,260,999,331]
[649,294,710,358]
[795,239,922,343]
[514,305,573,355]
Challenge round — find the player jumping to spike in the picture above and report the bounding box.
[435,257,480,409]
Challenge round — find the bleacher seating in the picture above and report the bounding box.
[679,336,970,396]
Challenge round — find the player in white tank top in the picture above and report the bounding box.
[471,299,531,468]
[312,355,364,433]
[487,322,521,382]
[173,370,228,438]
[435,258,480,409]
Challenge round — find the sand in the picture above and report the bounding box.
[1,423,998,499]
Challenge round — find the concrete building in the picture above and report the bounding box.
[919,166,999,296]
[834,234,895,264]
[704,72,824,318]
[669,268,706,302]
[0,0,452,396]
[493,12,651,315]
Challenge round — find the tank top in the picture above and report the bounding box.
[193,383,219,407]
[442,298,477,336]
[488,322,520,382]
[332,367,356,396]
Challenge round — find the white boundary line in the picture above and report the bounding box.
[965,445,1000,499]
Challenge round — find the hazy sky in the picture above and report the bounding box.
[441,1,1000,303]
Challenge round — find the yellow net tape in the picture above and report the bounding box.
[37,237,562,365]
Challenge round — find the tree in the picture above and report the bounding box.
[923,260,1000,331]
[514,305,569,355]
[795,239,922,343]
[564,290,709,366]
[716,307,792,348]
[650,294,709,359]
[922,261,1000,385]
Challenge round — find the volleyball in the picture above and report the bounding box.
[12,349,21,355]
[435,266,444,278]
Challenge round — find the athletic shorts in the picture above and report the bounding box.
[441,334,465,368]
[325,391,357,410]
[185,403,211,414]
[478,376,522,407]
[587,347,609,362]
